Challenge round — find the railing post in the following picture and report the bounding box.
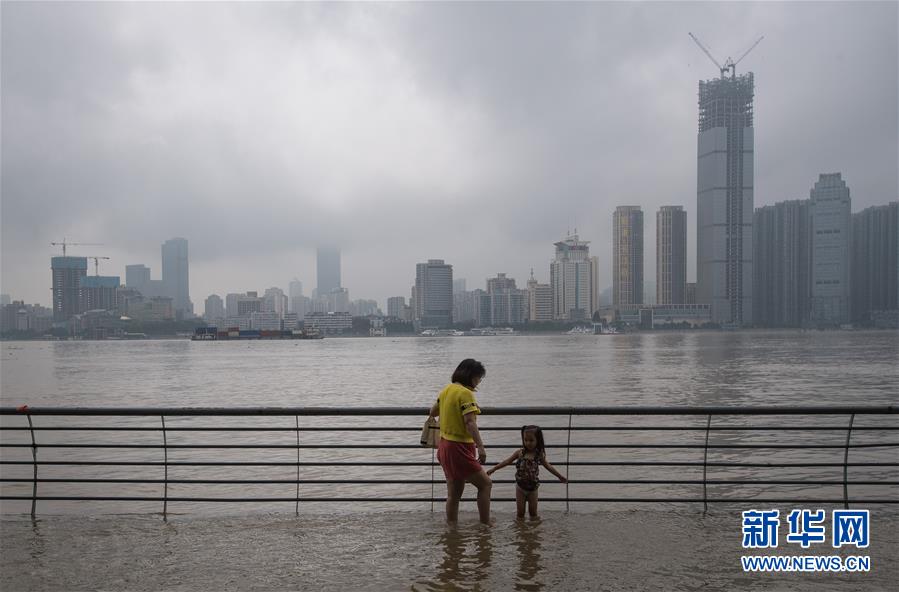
[24,412,37,518]
[843,413,855,510]
[565,410,572,514]
[702,414,712,513]
[295,415,300,516]
[161,415,168,519]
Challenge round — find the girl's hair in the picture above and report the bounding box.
[521,425,546,456]
[451,358,486,390]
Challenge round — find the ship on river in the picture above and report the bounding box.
[191,326,323,340]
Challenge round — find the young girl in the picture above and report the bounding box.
[487,425,567,518]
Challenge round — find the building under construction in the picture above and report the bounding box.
[696,71,755,326]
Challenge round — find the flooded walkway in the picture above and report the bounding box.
[2,508,897,591]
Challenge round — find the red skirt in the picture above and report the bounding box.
[437,438,483,481]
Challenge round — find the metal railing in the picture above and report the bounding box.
[1,405,897,516]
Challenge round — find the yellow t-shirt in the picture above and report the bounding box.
[436,383,481,443]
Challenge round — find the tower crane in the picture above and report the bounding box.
[85,256,111,276]
[689,32,764,78]
[50,238,104,257]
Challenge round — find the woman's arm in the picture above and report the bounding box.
[486,449,520,475]
[463,412,487,464]
[427,400,439,420]
[541,455,568,483]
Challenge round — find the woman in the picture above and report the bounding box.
[428,358,492,524]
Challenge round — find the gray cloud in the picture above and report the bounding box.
[2,1,896,310]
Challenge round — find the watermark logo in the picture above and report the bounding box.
[832,510,869,549]
[741,509,779,549]
[741,508,871,573]
[786,509,826,548]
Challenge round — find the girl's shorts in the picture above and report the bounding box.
[437,438,483,481]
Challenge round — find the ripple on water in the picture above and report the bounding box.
[2,509,898,591]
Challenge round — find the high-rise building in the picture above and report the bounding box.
[161,238,192,318]
[288,279,304,314]
[753,199,811,327]
[237,292,263,316]
[613,207,644,308]
[526,270,553,322]
[0,294,10,307]
[51,256,88,321]
[80,276,121,312]
[809,173,851,326]
[225,293,241,319]
[326,287,350,313]
[851,202,899,323]
[551,234,599,321]
[125,264,165,299]
[685,282,697,305]
[453,279,467,294]
[696,72,754,326]
[483,273,528,325]
[205,294,225,321]
[415,259,453,328]
[263,287,288,318]
[387,296,406,319]
[125,264,151,289]
[656,206,687,305]
[316,247,341,296]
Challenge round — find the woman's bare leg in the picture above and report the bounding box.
[445,479,465,523]
[467,470,493,524]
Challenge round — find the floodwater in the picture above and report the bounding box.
[1,331,897,589]
[2,509,898,591]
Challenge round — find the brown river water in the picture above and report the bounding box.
[1,331,897,589]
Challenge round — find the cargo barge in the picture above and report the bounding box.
[191,327,323,340]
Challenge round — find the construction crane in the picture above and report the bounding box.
[85,256,111,276]
[50,238,104,257]
[689,32,764,78]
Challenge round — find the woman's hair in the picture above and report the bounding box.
[521,425,546,456]
[451,358,486,390]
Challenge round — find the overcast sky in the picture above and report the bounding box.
[2,1,896,312]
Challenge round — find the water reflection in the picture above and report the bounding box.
[513,518,543,591]
[433,525,493,591]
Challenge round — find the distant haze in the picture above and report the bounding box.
[2,2,896,311]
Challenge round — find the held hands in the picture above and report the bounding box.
[478,445,487,465]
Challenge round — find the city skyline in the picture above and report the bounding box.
[2,2,896,309]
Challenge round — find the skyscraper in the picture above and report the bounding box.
[387,296,406,319]
[484,273,528,325]
[696,72,754,326]
[551,234,599,321]
[161,238,192,318]
[51,256,87,321]
[80,276,121,312]
[288,279,304,314]
[316,247,341,297]
[851,202,899,323]
[204,294,225,321]
[527,270,553,322]
[414,259,453,328]
[809,173,851,326]
[656,206,686,305]
[612,207,644,308]
[753,199,811,328]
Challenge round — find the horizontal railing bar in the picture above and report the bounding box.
[2,478,896,486]
[3,442,895,449]
[2,496,897,503]
[2,425,897,432]
[2,460,896,467]
[2,405,896,416]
